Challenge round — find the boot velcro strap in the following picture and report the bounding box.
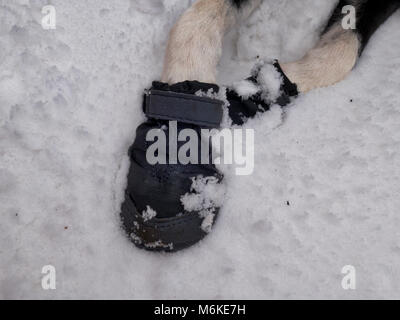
[144,90,223,128]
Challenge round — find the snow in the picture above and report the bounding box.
[181,176,226,233]
[231,78,259,99]
[1,0,400,299]
[142,206,157,222]
[181,176,225,213]
[254,61,283,103]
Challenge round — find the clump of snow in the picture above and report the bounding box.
[181,176,225,212]
[130,233,143,245]
[142,205,157,222]
[231,79,259,99]
[255,61,283,103]
[181,176,226,233]
[199,210,216,234]
[229,60,284,104]
[195,88,218,100]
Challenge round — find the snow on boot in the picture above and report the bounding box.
[226,60,298,125]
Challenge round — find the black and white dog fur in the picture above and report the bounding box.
[161,0,399,93]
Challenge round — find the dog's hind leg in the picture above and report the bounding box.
[161,0,261,84]
[281,0,400,93]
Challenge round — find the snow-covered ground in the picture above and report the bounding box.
[1,0,400,299]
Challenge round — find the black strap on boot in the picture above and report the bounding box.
[144,89,223,128]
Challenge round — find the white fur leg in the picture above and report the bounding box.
[161,0,232,84]
[161,0,261,84]
[281,26,360,93]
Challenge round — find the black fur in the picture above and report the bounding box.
[230,0,248,8]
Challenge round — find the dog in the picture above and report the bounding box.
[161,0,399,92]
[122,0,400,251]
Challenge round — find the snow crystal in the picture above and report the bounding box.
[144,241,173,251]
[231,79,260,99]
[130,233,143,245]
[181,176,225,233]
[255,61,283,103]
[199,209,216,234]
[228,60,284,104]
[142,205,157,222]
[181,176,225,212]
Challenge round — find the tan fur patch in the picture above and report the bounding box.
[161,0,261,84]
[161,0,231,84]
[281,26,360,92]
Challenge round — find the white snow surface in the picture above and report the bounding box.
[1,0,400,299]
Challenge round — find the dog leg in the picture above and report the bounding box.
[281,26,360,93]
[281,0,400,93]
[161,0,261,84]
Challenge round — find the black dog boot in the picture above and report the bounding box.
[226,60,298,125]
[121,61,297,252]
[121,81,225,252]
